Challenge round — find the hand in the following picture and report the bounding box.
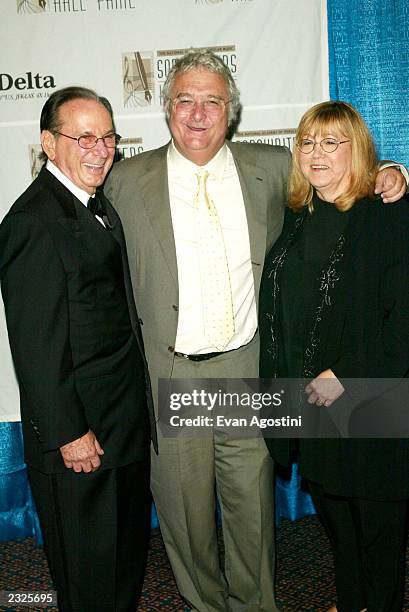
[60,430,104,473]
[375,167,406,203]
[305,369,345,407]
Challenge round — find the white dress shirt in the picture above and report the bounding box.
[46,160,105,225]
[46,160,90,206]
[168,142,257,354]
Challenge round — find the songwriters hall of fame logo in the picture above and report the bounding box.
[234,128,297,150]
[29,145,44,180]
[122,46,237,110]
[122,52,154,109]
[17,0,47,13]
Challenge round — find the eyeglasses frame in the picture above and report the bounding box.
[170,95,232,115]
[296,138,351,154]
[53,131,121,149]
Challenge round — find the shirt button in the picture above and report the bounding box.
[172,305,178,311]
[168,346,175,353]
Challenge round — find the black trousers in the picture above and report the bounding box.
[309,481,408,612]
[28,460,151,612]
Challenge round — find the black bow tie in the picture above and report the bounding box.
[88,192,106,218]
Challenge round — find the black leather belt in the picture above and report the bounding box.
[174,351,226,362]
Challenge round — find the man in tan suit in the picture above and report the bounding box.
[105,50,406,612]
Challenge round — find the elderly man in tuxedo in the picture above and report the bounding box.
[0,86,156,612]
[105,50,407,612]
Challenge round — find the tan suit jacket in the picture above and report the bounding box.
[105,141,291,406]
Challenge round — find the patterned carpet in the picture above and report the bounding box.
[1,516,408,611]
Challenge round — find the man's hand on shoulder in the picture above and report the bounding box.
[60,430,104,473]
[375,166,408,203]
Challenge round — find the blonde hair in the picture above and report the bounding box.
[289,101,378,212]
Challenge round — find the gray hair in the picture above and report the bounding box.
[162,49,241,126]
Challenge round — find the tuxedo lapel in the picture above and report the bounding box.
[137,145,178,285]
[90,188,150,367]
[37,171,126,294]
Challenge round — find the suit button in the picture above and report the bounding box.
[138,318,143,325]
[168,346,175,353]
[172,305,178,311]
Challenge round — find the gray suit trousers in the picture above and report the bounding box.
[151,339,278,612]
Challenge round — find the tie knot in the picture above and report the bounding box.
[196,169,209,187]
[88,192,106,218]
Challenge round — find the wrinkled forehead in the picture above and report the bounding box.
[58,98,113,129]
[172,67,228,95]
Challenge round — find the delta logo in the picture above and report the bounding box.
[0,72,56,103]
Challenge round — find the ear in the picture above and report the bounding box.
[41,130,57,161]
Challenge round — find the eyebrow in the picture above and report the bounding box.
[175,92,224,99]
[79,129,115,136]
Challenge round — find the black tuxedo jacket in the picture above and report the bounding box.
[0,167,156,473]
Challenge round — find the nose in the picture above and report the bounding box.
[191,101,206,121]
[92,137,109,156]
[311,142,323,158]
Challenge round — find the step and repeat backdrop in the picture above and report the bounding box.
[0,0,329,421]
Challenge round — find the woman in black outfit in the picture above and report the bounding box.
[259,101,409,612]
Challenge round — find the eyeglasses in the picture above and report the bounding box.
[171,95,231,117]
[297,138,350,154]
[53,131,121,149]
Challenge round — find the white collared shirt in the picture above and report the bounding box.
[46,160,105,225]
[168,142,257,354]
[46,160,90,206]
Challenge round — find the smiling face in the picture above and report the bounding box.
[168,67,229,166]
[297,129,352,203]
[41,98,115,195]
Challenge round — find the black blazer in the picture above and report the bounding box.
[0,167,156,473]
[260,196,409,500]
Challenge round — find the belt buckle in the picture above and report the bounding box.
[175,351,190,360]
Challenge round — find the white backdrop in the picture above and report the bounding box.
[0,0,329,421]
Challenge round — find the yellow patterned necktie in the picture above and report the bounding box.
[195,170,235,350]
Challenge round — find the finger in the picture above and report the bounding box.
[305,382,316,394]
[90,455,101,469]
[81,462,93,474]
[324,399,332,407]
[398,184,406,198]
[307,391,319,404]
[381,175,405,200]
[74,460,93,474]
[94,439,104,455]
[374,173,384,194]
[382,186,405,202]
